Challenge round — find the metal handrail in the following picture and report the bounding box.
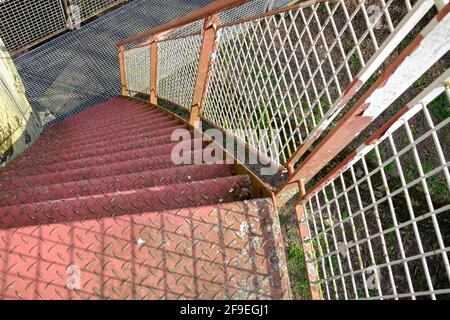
[116,0,252,47]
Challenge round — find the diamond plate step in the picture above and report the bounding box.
[48,98,157,127]
[0,164,234,207]
[12,131,194,167]
[35,118,183,148]
[5,138,207,177]
[41,124,188,155]
[1,151,199,189]
[0,175,252,230]
[0,199,290,300]
[42,112,175,142]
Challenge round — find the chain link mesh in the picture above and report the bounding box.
[219,0,269,24]
[300,70,450,300]
[157,33,202,110]
[124,45,151,94]
[203,0,415,165]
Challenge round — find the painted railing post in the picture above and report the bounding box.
[118,45,128,96]
[189,15,221,127]
[150,36,158,105]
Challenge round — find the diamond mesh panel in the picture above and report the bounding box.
[13,0,213,126]
[0,0,67,53]
[157,33,202,110]
[203,0,416,165]
[124,45,151,94]
[168,19,205,39]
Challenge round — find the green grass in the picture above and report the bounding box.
[429,94,450,122]
[286,243,312,300]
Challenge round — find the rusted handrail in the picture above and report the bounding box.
[116,0,251,47]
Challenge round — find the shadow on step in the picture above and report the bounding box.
[0,199,290,300]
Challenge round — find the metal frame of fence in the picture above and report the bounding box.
[298,69,450,300]
[0,0,129,56]
[117,0,450,299]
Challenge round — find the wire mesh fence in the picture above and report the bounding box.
[298,69,450,300]
[124,45,151,95]
[202,0,426,165]
[0,0,130,55]
[121,0,293,109]
[157,33,203,110]
[13,0,212,127]
[69,0,128,21]
[0,0,67,54]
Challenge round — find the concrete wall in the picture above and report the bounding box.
[1,38,42,168]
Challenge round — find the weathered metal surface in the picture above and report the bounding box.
[298,68,450,300]
[0,199,289,300]
[0,38,41,168]
[0,97,289,299]
[189,15,221,126]
[117,0,251,47]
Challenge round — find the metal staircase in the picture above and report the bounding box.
[0,97,290,299]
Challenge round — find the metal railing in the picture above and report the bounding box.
[298,69,450,300]
[0,0,129,56]
[117,0,450,299]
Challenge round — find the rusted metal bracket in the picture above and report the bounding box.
[118,45,128,97]
[189,15,221,127]
[150,36,158,105]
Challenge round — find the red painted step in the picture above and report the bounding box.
[0,164,234,206]
[0,175,252,230]
[0,151,199,189]
[41,124,188,155]
[13,131,192,167]
[41,112,175,141]
[0,97,290,300]
[0,199,290,300]
[36,118,183,148]
[5,138,207,177]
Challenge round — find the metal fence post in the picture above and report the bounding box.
[189,15,221,127]
[118,45,128,96]
[150,36,158,105]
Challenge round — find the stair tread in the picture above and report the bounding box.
[0,163,234,206]
[0,198,290,300]
[0,175,253,226]
[0,97,288,301]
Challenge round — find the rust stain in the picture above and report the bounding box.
[436,3,450,21]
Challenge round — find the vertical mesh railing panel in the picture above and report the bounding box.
[124,45,151,95]
[0,0,67,53]
[69,0,128,21]
[202,0,417,165]
[157,33,203,110]
[300,70,450,300]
